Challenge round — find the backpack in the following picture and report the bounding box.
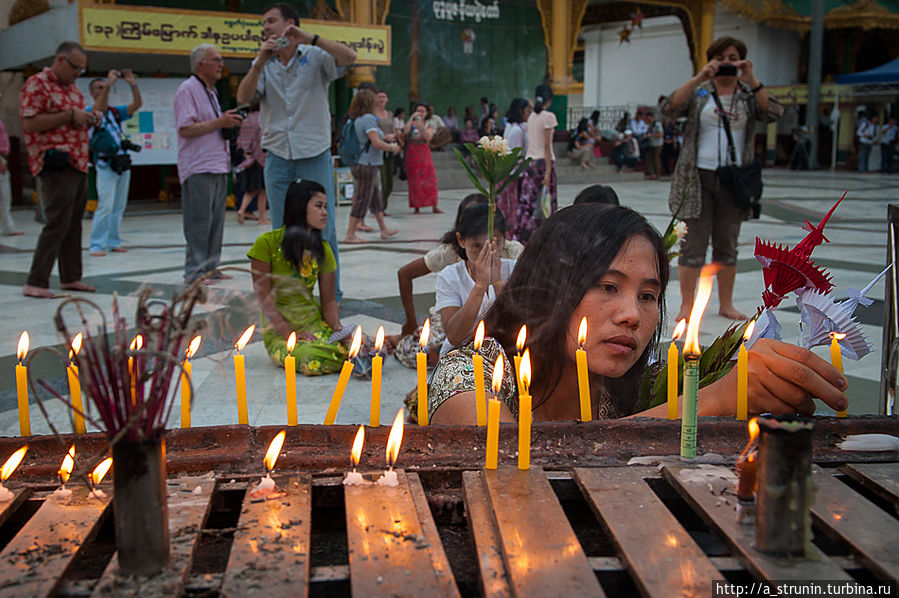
[89,109,122,161]
[337,118,370,167]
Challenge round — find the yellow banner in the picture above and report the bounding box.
[767,84,852,105]
[78,4,390,65]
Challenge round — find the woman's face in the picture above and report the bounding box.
[305,192,328,231]
[457,232,505,260]
[566,235,661,378]
[414,105,427,120]
[713,45,741,80]
[376,92,388,109]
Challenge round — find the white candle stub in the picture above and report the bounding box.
[89,488,107,500]
[0,485,13,502]
[52,486,73,500]
[249,474,277,498]
[376,470,399,487]
[343,471,367,486]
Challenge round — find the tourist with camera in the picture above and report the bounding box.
[174,43,244,284]
[87,69,142,256]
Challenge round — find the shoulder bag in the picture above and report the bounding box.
[711,89,763,219]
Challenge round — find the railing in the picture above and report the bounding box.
[565,104,649,131]
[880,204,899,416]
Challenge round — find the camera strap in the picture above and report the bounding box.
[710,89,738,166]
[192,74,221,117]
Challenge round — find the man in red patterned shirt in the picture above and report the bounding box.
[20,41,100,298]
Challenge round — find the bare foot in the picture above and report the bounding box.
[111,247,128,253]
[719,307,748,320]
[380,229,399,239]
[432,207,445,214]
[413,208,420,214]
[60,281,96,292]
[343,237,367,244]
[245,213,259,220]
[23,285,55,298]
[258,218,270,226]
[237,211,245,224]
[358,223,374,232]
[90,250,106,257]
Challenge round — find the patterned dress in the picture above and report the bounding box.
[514,159,557,242]
[405,127,438,208]
[247,228,347,375]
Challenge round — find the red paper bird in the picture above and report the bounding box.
[619,26,632,44]
[630,7,644,28]
[754,193,845,308]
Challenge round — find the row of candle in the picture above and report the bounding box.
[0,444,112,502]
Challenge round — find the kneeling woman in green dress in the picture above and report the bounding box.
[248,179,348,375]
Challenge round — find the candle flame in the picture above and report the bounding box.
[473,321,485,351]
[17,331,29,362]
[89,457,112,487]
[682,264,720,355]
[491,354,504,395]
[0,446,27,482]
[129,335,143,352]
[71,332,83,355]
[286,332,296,352]
[516,325,527,353]
[385,409,404,468]
[831,332,847,341]
[375,326,384,353]
[419,319,430,349]
[351,425,365,468]
[520,349,531,393]
[348,326,363,359]
[577,317,587,348]
[264,430,286,472]
[748,417,759,443]
[672,319,686,341]
[58,445,75,484]
[186,335,202,359]
[743,321,756,342]
[236,325,255,352]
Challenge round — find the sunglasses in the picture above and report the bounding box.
[64,56,86,75]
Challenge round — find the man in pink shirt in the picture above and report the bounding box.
[20,41,100,298]
[174,43,243,284]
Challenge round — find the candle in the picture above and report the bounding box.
[324,326,363,425]
[0,446,27,502]
[417,319,430,426]
[128,334,143,406]
[377,409,404,486]
[576,317,591,421]
[736,418,760,505]
[285,332,297,426]
[514,324,527,387]
[518,349,532,471]
[343,425,367,486]
[680,264,718,458]
[737,321,755,421]
[68,333,86,435]
[52,445,75,500]
[473,321,487,426]
[370,327,384,427]
[830,332,847,417]
[485,354,504,470]
[181,335,201,429]
[88,457,112,500]
[234,325,255,425]
[15,332,30,437]
[251,430,286,498]
[667,320,686,420]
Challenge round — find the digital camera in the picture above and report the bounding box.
[716,64,738,77]
[121,139,142,153]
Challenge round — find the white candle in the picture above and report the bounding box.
[343,471,367,486]
[377,470,399,487]
[0,485,13,502]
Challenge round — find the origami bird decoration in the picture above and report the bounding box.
[619,26,632,44]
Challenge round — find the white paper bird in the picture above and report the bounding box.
[838,263,892,318]
[797,289,872,360]
[746,308,782,350]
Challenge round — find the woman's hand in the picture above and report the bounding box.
[468,242,497,290]
[702,339,848,416]
[736,59,759,87]
[296,331,317,342]
[696,59,721,84]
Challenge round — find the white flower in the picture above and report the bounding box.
[674,221,687,240]
[478,136,490,148]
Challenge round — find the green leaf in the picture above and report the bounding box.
[453,150,490,197]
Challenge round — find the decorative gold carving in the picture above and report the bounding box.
[315,0,342,21]
[720,0,899,31]
[536,0,589,92]
[9,0,49,26]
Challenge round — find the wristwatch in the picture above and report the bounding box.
[751,82,765,93]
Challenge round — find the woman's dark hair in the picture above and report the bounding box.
[706,36,747,61]
[394,107,405,117]
[281,179,327,270]
[576,118,590,134]
[439,193,488,247]
[453,203,506,260]
[413,102,428,113]
[534,84,553,114]
[506,98,529,124]
[574,185,620,206]
[484,204,669,414]
[589,110,600,124]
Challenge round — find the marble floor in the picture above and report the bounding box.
[0,169,895,437]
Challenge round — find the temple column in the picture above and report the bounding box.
[537,0,587,128]
[346,0,376,88]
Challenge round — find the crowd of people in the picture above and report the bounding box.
[8,26,854,426]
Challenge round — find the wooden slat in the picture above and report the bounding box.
[482,467,606,598]
[0,488,31,529]
[661,466,852,582]
[221,475,312,598]
[0,486,110,598]
[574,467,719,598]
[462,471,512,598]
[92,476,216,597]
[842,463,899,514]
[344,469,448,598]
[810,465,899,582]
[406,473,462,598]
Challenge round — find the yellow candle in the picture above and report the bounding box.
[485,399,500,470]
[68,334,85,434]
[668,319,685,420]
[417,319,430,426]
[181,360,192,428]
[370,327,384,427]
[518,349,532,470]
[285,332,297,426]
[234,326,255,426]
[15,332,30,436]
[576,316,591,421]
[831,332,847,417]
[736,321,754,421]
[473,321,486,426]
[324,326,363,425]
